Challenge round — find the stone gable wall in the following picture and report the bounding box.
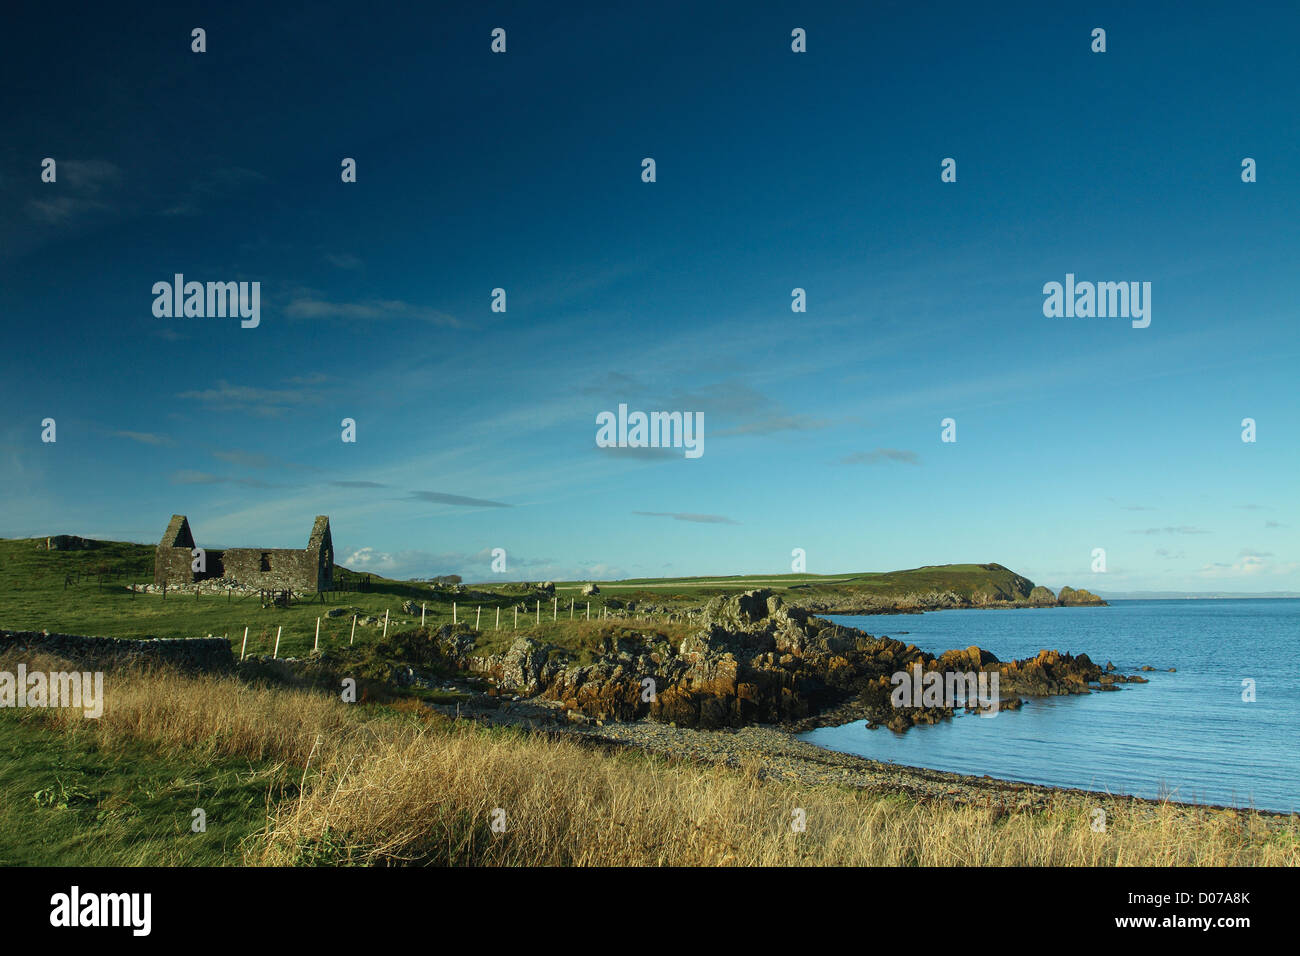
[155,546,196,587]
[219,547,323,591]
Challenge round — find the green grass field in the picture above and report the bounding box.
[0,536,1041,660]
[0,710,278,866]
[542,562,1041,610]
[0,537,520,658]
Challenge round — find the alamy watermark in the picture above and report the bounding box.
[890,662,1000,716]
[1,664,104,718]
[595,404,704,459]
[152,274,260,328]
[50,886,150,936]
[1042,273,1150,328]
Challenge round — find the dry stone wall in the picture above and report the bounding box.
[0,629,233,672]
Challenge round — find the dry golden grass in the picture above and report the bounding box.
[9,651,1297,867]
[258,720,1298,866]
[16,652,359,766]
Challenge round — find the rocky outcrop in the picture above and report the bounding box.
[998,648,1099,695]
[459,589,1126,732]
[38,535,99,551]
[1027,586,1057,606]
[1057,586,1105,606]
[800,574,1107,614]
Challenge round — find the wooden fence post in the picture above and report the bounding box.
[273,626,282,659]
[314,617,320,652]
[553,597,557,621]
[383,609,389,639]
[535,600,540,624]
[421,603,426,627]
[240,626,248,662]
[476,606,481,629]
[453,602,457,625]
[350,614,357,645]
[495,607,500,630]
[586,601,590,620]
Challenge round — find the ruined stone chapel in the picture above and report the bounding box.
[153,514,334,591]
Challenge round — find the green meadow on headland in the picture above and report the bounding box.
[0,536,1098,660]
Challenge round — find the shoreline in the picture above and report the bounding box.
[434,698,1295,821]
[805,600,1108,617]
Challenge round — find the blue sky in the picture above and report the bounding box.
[1,1,1296,592]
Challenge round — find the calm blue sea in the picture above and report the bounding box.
[800,600,1299,813]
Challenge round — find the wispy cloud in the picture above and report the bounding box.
[634,511,738,525]
[211,449,319,472]
[52,159,122,193]
[1130,526,1211,535]
[576,371,643,397]
[285,297,464,327]
[331,480,387,489]
[839,448,920,466]
[111,430,173,446]
[169,470,281,489]
[669,382,831,436]
[324,253,363,270]
[409,490,511,508]
[1196,553,1295,578]
[212,450,278,469]
[342,545,585,580]
[27,195,112,224]
[595,445,681,460]
[579,376,831,438]
[713,414,831,437]
[26,159,123,224]
[178,380,327,417]
[161,166,266,216]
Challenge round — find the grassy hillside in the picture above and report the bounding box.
[0,536,1055,660]
[552,564,1025,591]
[0,536,706,659]
[0,537,485,658]
[548,563,1039,607]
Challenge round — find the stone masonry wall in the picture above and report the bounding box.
[219,548,322,591]
[0,630,234,672]
[155,546,195,587]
